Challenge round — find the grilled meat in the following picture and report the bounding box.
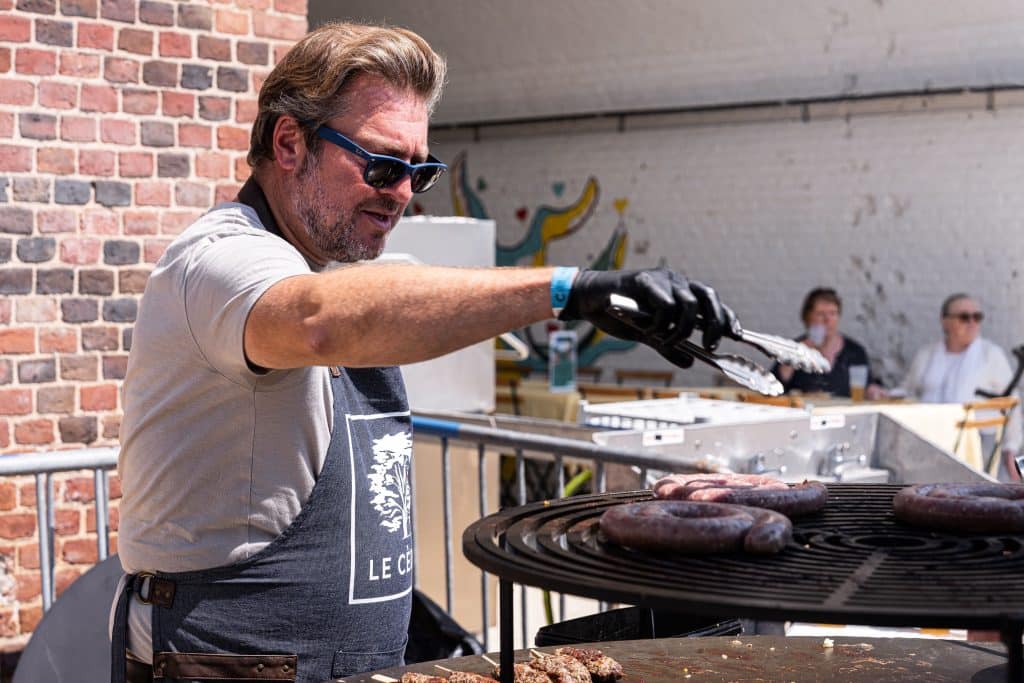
[554,647,624,682]
[527,654,590,683]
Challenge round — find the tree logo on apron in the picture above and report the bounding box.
[368,432,413,539]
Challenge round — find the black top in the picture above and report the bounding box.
[773,334,878,397]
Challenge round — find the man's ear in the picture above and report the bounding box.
[271,116,305,173]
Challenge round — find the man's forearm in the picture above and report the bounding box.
[245,264,558,369]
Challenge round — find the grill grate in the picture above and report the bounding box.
[463,483,1024,628]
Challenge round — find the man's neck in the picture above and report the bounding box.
[248,169,328,268]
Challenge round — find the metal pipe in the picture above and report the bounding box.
[0,448,117,476]
[555,455,565,622]
[95,468,109,561]
[515,448,527,646]
[46,474,54,605]
[35,474,52,612]
[477,442,489,653]
[441,437,453,615]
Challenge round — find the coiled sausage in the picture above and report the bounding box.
[654,473,828,516]
[892,483,1024,533]
[599,500,792,555]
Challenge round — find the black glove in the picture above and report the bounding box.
[558,268,739,368]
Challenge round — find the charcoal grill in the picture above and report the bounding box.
[462,484,1024,682]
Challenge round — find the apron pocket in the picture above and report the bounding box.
[152,651,297,681]
[330,636,409,678]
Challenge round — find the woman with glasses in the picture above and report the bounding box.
[901,293,1022,479]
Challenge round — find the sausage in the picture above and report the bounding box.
[654,473,828,516]
[893,483,1024,533]
[599,500,792,555]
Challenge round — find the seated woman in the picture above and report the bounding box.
[902,293,1021,480]
[773,287,884,398]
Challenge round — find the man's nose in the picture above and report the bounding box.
[380,175,414,205]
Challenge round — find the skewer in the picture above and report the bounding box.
[435,665,456,673]
[480,654,499,667]
[529,649,548,659]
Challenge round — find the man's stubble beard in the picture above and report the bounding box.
[294,156,392,264]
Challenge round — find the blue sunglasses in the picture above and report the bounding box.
[312,124,447,193]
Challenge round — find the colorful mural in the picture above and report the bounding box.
[449,152,637,369]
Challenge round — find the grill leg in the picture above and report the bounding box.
[500,578,514,683]
[1002,622,1023,682]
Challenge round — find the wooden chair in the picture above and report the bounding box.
[954,396,1020,474]
[576,366,604,383]
[650,387,684,399]
[614,368,675,387]
[577,382,647,402]
[737,393,805,409]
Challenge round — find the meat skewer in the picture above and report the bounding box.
[400,674,447,683]
[434,664,501,683]
[553,647,623,682]
[482,654,553,683]
[528,649,590,683]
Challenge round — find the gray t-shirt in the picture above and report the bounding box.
[118,202,333,575]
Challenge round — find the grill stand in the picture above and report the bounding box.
[1003,622,1023,682]
[499,576,513,683]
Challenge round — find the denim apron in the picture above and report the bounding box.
[112,179,414,682]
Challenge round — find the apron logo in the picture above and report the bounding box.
[367,431,413,539]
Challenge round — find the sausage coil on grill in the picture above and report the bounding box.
[892,483,1024,533]
[599,500,792,555]
[654,473,828,517]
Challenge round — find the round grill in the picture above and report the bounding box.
[463,483,1024,628]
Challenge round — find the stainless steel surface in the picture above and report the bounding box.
[738,328,831,373]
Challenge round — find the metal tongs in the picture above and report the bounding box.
[606,294,831,396]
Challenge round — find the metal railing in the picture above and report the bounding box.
[3,414,702,649]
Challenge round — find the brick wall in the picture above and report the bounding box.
[0,0,306,649]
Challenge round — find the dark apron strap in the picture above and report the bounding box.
[110,573,136,683]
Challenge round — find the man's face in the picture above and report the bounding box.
[942,297,983,348]
[293,74,431,263]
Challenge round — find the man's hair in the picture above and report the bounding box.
[800,287,842,323]
[941,293,972,317]
[248,21,447,168]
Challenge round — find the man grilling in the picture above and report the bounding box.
[110,21,742,683]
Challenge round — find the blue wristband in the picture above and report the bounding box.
[550,266,579,318]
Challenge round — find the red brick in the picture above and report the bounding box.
[236,0,270,8]
[0,144,32,172]
[16,48,57,75]
[60,238,100,264]
[101,412,120,438]
[19,606,42,635]
[122,88,157,114]
[0,112,13,138]
[197,35,229,61]
[37,147,74,174]
[135,181,170,206]
[214,183,239,204]
[195,151,229,179]
[174,181,209,207]
[59,53,99,80]
[253,13,305,40]
[214,8,247,34]
[15,573,40,602]
[0,482,14,511]
[0,78,34,105]
[40,81,77,109]
[54,567,81,597]
[86,505,118,532]
[161,90,193,117]
[0,300,10,323]
[0,513,35,539]
[61,537,97,564]
[217,125,248,150]
[0,610,16,638]
[81,383,116,410]
[235,155,251,182]
[39,327,76,353]
[100,118,135,144]
[77,21,113,50]
[79,149,115,176]
[37,385,73,413]
[123,210,158,234]
[179,122,211,148]
[143,238,170,262]
[108,473,121,498]
[63,476,93,502]
[54,508,79,535]
[273,44,290,65]
[161,210,199,234]
[37,209,76,233]
[61,0,98,17]
[253,70,269,93]
[158,31,190,58]
[14,418,52,445]
[102,55,137,83]
[118,151,153,177]
[0,47,9,72]
[19,112,56,139]
[274,0,305,14]
[0,389,31,415]
[80,209,117,234]
[236,99,257,124]
[60,354,97,381]
[0,421,7,449]
[118,27,152,54]
[0,329,35,354]
[0,16,31,42]
[60,115,95,142]
[81,84,117,112]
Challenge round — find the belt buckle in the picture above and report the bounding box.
[133,572,156,605]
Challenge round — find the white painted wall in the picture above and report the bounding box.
[308,2,1024,387]
[315,0,1024,124]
